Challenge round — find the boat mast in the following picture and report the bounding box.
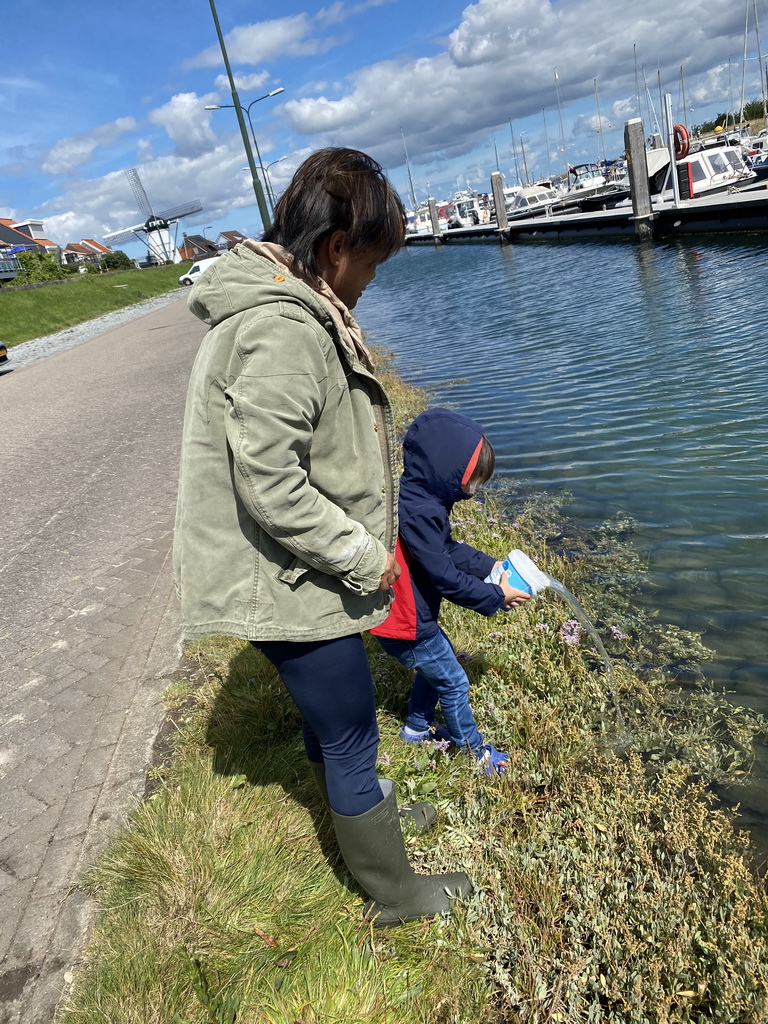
[753,0,768,130]
[740,0,750,131]
[519,132,530,184]
[594,78,608,169]
[680,65,688,130]
[400,128,418,212]
[554,68,568,175]
[633,42,643,123]
[727,57,735,132]
[642,65,660,137]
[542,109,552,178]
[508,118,522,184]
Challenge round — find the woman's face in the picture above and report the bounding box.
[327,249,379,310]
[319,232,381,309]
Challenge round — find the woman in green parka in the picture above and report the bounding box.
[174,148,472,927]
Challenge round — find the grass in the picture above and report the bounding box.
[0,263,185,346]
[59,356,768,1024]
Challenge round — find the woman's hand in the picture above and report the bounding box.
[379,551,401,592]
[499,578,530,609]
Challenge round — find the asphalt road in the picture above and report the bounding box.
[0,296,206,1023]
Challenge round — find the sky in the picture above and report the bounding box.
[3,0,767,258]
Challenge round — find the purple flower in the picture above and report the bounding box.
[433,739,451,752]
[610,625,626,640]
[560,619,582,647]
[377,752,391,766]
[535,622,550,632]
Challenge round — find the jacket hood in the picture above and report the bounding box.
[187,243,330,329]
[400,408,486,506]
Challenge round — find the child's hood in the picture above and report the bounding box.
[400,408,486,506]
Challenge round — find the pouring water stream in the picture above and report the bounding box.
[490,550,626,735]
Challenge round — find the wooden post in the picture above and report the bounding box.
[490,171,509,241]
[624,117,655,241]
[427,197,442,244]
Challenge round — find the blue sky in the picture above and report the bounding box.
[3,0,764,257]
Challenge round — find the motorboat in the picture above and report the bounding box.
[505,182,561,219]
[446,190,493,228]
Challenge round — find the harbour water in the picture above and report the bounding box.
[359,237,768,713]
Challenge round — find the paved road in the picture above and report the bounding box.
[0,297,207,1023]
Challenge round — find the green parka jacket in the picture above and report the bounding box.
[173,243,399,641]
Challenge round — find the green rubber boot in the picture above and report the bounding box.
[308,763,437,833]
[330,782,473,928]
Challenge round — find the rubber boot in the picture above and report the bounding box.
[330,782,473,928]
[308,762,437,834]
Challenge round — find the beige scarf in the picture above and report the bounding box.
[242,239,374,372]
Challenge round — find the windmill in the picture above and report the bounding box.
[102,168,203,264]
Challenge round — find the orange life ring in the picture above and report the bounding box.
[673,124,690,159]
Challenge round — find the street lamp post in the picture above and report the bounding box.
[264,155,288,207]
[206,87,285,214]
[207,0,271,230]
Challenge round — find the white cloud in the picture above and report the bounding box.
[215,70,271,93]
[184,15,340,69]
[148,93,218,158]
[42,117,137,175]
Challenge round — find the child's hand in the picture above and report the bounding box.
[499,578,530,609]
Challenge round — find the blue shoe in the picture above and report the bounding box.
[399,724,452,745]
[477,744,509,775]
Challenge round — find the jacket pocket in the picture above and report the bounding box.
[276,554,310,586]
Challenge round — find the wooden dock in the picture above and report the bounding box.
[405,186,768,246]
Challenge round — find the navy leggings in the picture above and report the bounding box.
[252,634,382,817]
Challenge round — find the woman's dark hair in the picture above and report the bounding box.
[262,147,406,276]
[466,436,496,492]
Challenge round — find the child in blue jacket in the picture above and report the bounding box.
[370,408,530,774]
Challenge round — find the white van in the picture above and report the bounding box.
[178,255,221,287]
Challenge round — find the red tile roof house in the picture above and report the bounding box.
[179,233,218,261]
[62,242,95,265]
[81,238,112,257]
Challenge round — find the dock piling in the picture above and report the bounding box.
[427,197,443,244]
[624,117,655,241]
[490,171,509,240]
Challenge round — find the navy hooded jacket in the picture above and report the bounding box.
[370,408,506,641]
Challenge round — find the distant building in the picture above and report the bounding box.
[62,239,114,265]
[10,219,59,253]
[0,218,47,255]
[81,238,112,258]
[62,242,95,265]
[216,230,248,250]
[179,233,218,261]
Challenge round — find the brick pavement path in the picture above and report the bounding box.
[0,297,206,1023]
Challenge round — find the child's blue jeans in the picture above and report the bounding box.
[375,628,485,752]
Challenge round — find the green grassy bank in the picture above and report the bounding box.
[0,264,184,346]
[60,358,768,1024]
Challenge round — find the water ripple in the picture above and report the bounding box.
[360,238,768,694]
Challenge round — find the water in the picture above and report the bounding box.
[359,238,768,706]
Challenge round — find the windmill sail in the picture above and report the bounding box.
[101,168,203,263]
